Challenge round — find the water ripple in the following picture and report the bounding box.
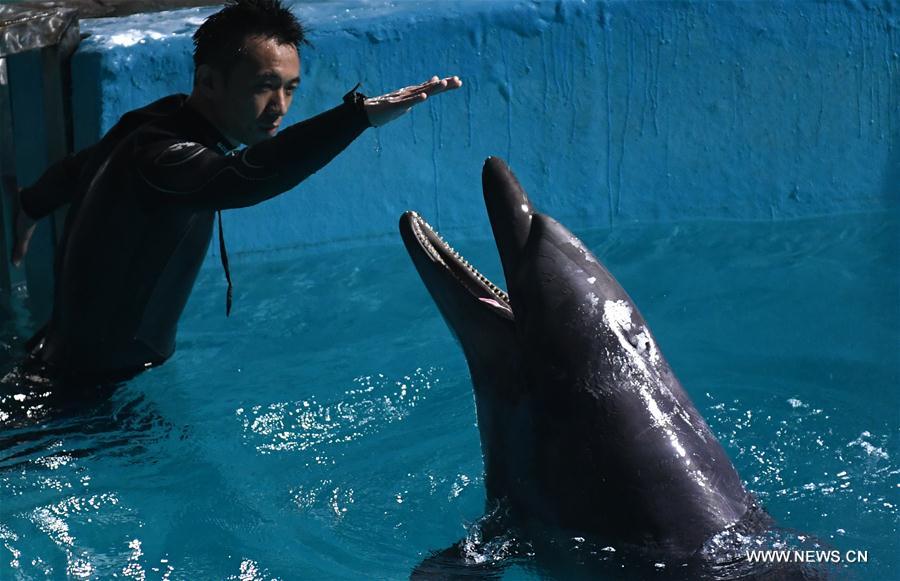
[236,367,440,457]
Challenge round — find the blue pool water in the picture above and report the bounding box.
[0,210,897,580]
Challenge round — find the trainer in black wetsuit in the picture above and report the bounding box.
[11,0,461,384]
[18,90,369,379]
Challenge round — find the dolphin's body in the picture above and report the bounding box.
[400,158,819,578]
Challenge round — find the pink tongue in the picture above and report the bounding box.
[479,297,511,312]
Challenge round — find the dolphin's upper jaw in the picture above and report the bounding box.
[482,157,534,290]
[400,211,514,320]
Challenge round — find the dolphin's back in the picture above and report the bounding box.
[509,215,751,554]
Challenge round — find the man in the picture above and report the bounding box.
[10,0,461,382]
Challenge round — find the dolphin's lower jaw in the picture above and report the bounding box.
[400,209,529,497]
[400,211,513,320]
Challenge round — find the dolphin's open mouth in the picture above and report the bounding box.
[404,211,514,319]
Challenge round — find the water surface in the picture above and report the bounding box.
[0,210,896,579]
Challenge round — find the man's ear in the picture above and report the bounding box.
[193,64,222,97]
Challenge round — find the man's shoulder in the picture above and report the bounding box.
[116,94,188,134]
[76,94,186,155]
[125,94,188,119]
[123,95,207,155]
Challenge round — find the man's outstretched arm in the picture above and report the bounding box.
[11,147,96,266]
[136,76,462,211]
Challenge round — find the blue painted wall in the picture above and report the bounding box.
[67,0,899,256]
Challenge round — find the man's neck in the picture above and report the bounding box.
[185,93,240,151]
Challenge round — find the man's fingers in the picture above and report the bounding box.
[407,77,440,94]
[422,81,450,98]
[376,76,461,102]
[373,83,430,101]
[382,75,461,106]
[418,76,461,97]
[396,92,428,105]
[395,78,439,95]
[364,75,462,127]
[370,89,430,106]
[12,240,27,267]
[396,77,449,97]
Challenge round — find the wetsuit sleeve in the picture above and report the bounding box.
[135,99,371,211]
[18,146,97,220]
[18,94,187,219]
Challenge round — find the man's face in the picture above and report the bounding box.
[210,35,300,146]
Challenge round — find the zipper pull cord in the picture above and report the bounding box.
[217,209,233,316]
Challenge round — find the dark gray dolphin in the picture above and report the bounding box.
[399,158,803,577]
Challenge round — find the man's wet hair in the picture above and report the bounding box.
[193,0,308,76]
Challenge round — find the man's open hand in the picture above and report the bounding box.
[364,76,462,127]
[11,207,36,267]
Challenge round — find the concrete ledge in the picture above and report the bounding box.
[69,0,899,256]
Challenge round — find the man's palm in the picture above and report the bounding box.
[365,76,462,127]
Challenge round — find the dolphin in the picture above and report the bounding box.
[399,158,822,578]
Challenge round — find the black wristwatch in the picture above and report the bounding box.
[343,83,368,112]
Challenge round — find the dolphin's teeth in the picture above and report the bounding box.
[411,214,511,307]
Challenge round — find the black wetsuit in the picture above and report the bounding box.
[19,89,370,380]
